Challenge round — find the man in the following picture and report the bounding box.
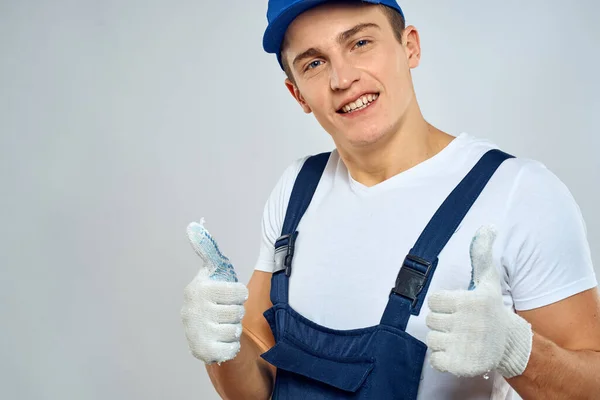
[181,1,600,399]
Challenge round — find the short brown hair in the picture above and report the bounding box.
[280,3,406,83]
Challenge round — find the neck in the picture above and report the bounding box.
[337,116,454,187]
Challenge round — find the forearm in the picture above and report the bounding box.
[508,332,600,400]
[206,331,275,400]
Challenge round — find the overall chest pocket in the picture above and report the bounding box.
[261,334,375,393]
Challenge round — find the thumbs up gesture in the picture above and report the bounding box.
[180,220,248,364]
[425,225,533,378]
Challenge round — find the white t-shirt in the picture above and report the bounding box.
[253,133,597,400]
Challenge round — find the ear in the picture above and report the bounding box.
[402,25,422,69]
[285,79,312,114]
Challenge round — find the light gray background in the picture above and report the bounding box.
[1,0,598,399]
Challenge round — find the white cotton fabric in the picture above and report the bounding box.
[181,222,248,364]
[426,225,533,379]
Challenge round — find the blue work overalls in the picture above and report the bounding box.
[261,149,513,399]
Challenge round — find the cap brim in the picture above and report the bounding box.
[262,0,330,54]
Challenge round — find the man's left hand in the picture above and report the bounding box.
[425,225,534,378]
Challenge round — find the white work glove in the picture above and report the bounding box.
[425,225,533,378]
[181,219,248,364]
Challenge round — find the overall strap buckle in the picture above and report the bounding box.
[274,232,298,277]
[391,254,433,308]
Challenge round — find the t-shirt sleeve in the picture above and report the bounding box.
[500,160,597,311]
[253,157,309,273]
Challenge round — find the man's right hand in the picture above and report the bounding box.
[181,220,249,364]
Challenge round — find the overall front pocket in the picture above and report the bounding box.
[261,335,375,393]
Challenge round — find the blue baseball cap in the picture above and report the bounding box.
[262,0,405,68]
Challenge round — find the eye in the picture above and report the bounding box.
[354,39,371,48]
[305,60,323,71]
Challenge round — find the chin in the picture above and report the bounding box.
[344,127,389,148]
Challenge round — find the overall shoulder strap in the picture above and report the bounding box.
[270,152,330,304]
[382,149,514,329]
[280,152,331,238]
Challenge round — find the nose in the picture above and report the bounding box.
[330,59,360,91]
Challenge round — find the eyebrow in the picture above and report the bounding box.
[292,22,381,68]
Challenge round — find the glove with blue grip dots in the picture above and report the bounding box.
[181,219,248,364]
[426,225,533,378]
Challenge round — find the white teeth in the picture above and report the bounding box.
[341,93,378,113]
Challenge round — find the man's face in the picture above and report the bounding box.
[282,3,421,150]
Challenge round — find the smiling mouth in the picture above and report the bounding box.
[337,93,379,114]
